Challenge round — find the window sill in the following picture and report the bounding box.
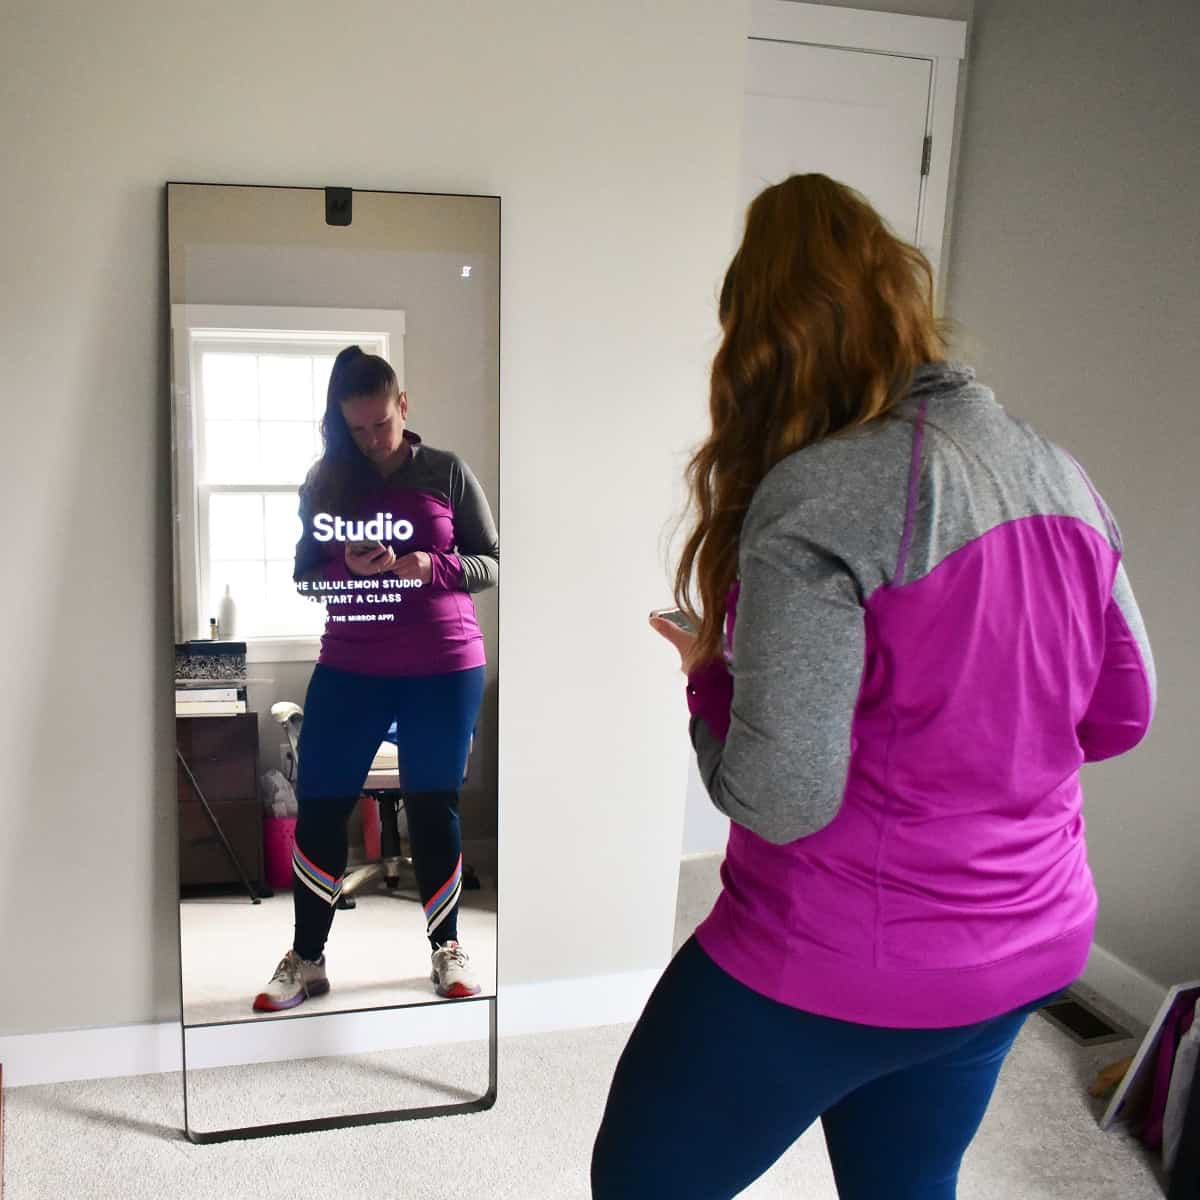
[245,637,321,664]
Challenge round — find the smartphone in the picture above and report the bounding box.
[350,540,386,556]
[649,607,696,633]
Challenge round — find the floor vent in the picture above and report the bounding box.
[1037,992,1131,1045]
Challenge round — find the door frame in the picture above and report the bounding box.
[745,0,968,310]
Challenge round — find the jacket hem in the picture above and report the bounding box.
[693,897,1095,1029]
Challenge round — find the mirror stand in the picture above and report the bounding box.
[180,996,497,1143]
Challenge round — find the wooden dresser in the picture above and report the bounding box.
[176,713,265,892]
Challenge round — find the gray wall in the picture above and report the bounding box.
[944,0,1200,986]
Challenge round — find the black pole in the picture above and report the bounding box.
[176,747,261,903]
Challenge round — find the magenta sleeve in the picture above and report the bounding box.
[427,550,466,591]
[687,658,734,742]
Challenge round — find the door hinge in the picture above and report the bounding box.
[921,135,932,177]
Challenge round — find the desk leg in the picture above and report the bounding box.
[176,748,262,904]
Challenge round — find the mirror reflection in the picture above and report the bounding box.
[168,185,499,1035]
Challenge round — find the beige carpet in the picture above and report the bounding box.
[2,857,1168,1199]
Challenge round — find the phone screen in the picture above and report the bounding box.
[651,607,695,633]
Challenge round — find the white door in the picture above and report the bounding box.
[682,18,959,858]
[738,38,932,248]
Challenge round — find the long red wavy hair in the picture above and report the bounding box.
[673,173,953,665]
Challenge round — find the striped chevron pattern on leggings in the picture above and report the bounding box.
[293,845,343,906]
[425,853,463,937]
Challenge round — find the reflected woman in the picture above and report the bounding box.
[253,345,498,1012]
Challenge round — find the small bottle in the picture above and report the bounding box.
[218,584,237,640]
[209,617,220,640]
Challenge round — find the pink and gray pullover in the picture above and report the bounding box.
[686,361,1156,1028]
[293,431,498,677]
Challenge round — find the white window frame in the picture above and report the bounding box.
[746,0,968,310]
[170,304,406,663]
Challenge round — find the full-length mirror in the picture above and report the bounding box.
[168,183,499,1138]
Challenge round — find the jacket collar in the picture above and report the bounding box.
[898,360,995,409]
[909,359,976,395]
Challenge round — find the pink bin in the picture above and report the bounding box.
[360,795,382,861]
[263,816,298,890]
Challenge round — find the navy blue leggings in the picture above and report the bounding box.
[292,664,484,958]
[296,663,484,799]
[592,936,1061,1199]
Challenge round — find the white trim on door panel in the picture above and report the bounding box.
[750,0,966,60]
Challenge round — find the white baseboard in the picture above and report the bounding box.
[1080,941,1167,1030]
[1,946,1157,1089]
[0,1021,182,1089]
[0,968,660,1089]
[498,968,660,1038]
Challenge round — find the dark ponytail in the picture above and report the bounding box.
[306,345,400,514]
[327,344,397,407]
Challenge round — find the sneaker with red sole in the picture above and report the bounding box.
[252,949,329,1012]
[431,940,481,998]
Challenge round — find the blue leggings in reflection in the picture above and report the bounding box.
[292,664,484,958]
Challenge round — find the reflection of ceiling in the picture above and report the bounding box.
[168,184,499,287]
[178,242,500,317]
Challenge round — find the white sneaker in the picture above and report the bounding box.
[431,940,481,999]
[252,949,329,1012]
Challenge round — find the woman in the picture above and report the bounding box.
[591,175,1156,1198]
[253,345,498,1012]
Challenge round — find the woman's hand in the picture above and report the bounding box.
[649,612,700,674]
[345,542,397,576]
[391,551,433,586]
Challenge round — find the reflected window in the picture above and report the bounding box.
[171,305,405,651]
